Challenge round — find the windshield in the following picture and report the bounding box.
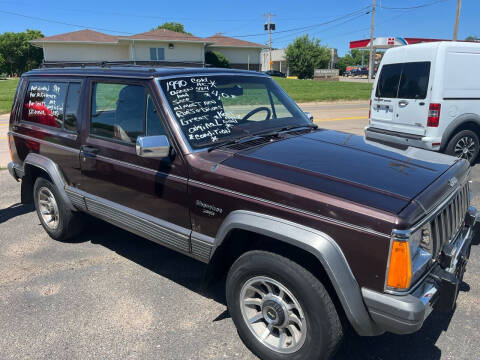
[158,75,309,150]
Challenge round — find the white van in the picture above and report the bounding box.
[365,41,480,164]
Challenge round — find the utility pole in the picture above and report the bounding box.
[263,12,276,70]
[368,0,376,82]
[453,0,462,40]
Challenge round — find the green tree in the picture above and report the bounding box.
[336,49,369,75]
[205,51,230,68]
[0,29,44,75]
[151,22,193,35]
[285,35,331,79]
[465,35,480,42]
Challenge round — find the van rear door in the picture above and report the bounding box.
[394,61,431,135]
[371,63,401,124]
[371,60,432,136]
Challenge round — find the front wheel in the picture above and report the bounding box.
[445,129,479,165]
[226,250,343,360]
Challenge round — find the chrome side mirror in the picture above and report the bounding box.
[136,135,170,158]
[304,112,314,121]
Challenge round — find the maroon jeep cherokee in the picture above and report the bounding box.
[7,66,478,360]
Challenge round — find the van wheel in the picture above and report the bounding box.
[226,250,343,360]
[445,130,479,165]
[33,177,83,241]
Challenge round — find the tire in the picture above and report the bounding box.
[33,177,83,241]
[445,129,480,165]
[226,250,343,360]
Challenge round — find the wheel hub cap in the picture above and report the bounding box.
[454,136,475,161]
[38,187,59,230]
[239,276,307,354]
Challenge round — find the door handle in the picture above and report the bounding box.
[81,145,100,155]
[398,100,409,108]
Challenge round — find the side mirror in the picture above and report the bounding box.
[304,112,314,121]
[136,135,170,158]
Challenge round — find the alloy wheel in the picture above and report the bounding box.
[37,187,60,230]
[454,136,476,161]
[239,276,307,354]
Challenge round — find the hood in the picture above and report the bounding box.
[222,130,458,214]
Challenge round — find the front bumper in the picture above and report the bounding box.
[7,162,24,181]
[362,207,478,335]
[365,127,442,151]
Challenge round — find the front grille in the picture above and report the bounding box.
[429,182,470,258]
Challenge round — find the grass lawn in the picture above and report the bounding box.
[274,78,373,103]
[0,78,19,114]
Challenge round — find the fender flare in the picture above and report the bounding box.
[23,153,75,211]
[212,210,382,336]
[441,113,480,151]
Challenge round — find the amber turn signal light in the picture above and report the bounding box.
[386,240,412,289]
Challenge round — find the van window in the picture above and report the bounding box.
[375,64,402,98]
[397,62,430,99]
[64,83,81,132]
[22,81,67,128]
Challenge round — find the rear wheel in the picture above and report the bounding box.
[226,250,343,360]
[445,129,479,165]
[33,177,83,241]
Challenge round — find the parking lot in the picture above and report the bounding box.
[1,115,480,359]
[0,90,478,359]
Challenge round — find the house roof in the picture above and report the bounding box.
[204,34,264,48]
[119,28,206,43]
[31,29,118,43]
[31,29,264,48]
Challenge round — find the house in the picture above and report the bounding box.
[203,34,264,70]
[31,29,264,70]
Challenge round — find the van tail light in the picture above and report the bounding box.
[386,240,412,290]
[368,99,372,119]
[427,103,441,127]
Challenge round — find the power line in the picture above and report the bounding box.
[380,0,450,10]
[226,6,371,38]
[271,12,368,43]
[0,9,133,35]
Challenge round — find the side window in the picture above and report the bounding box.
[146,95,166,136]
[149,48,165,61]
[64,83,81,132]
[398,62,431,99]
[150,48,157,61]
[375,63,402,98]
[91,83,146,143]
[91,82,154,143]
[22,81,67,128]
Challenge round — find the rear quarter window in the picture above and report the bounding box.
[22,80,82,132]
[23,81,67,128]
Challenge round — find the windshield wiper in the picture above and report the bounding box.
[207,134,258,152]
[207,124,318,152]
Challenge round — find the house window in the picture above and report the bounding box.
[149,47,165,61]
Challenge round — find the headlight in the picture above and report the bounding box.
[409,223,432,256]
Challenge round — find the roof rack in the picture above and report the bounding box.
[40,60,146,68]
[40,60,206,69]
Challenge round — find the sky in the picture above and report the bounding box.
[0,0,479,56]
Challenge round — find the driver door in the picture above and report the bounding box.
[78,78,191,251]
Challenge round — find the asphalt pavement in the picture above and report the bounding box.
[1,103,480,359]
